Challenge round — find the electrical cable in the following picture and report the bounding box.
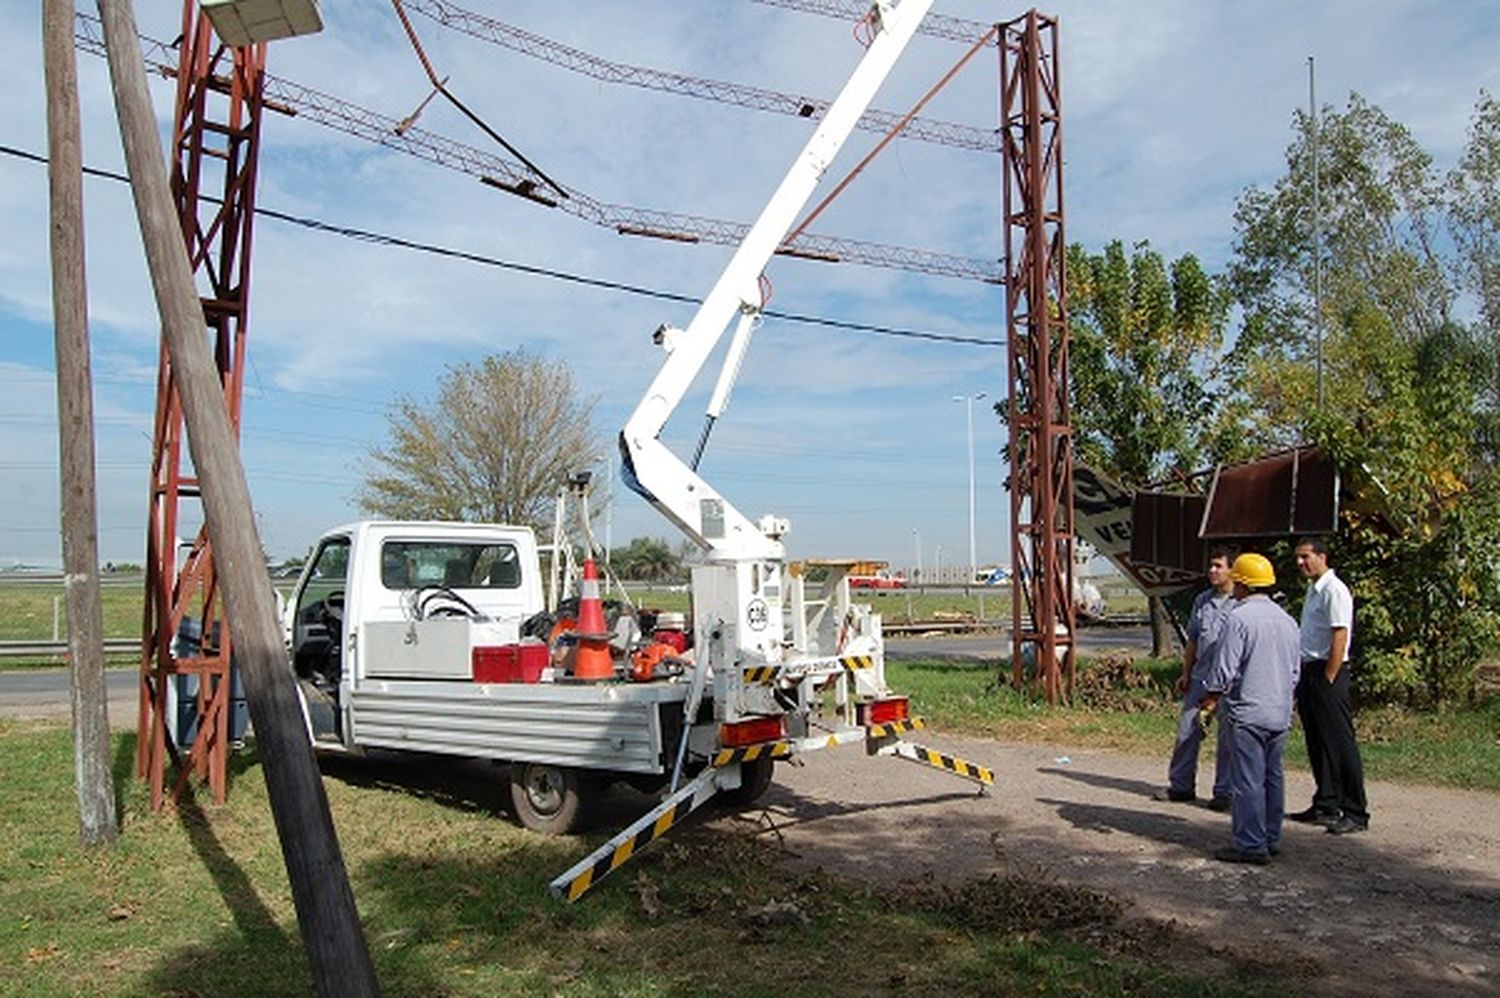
[0,143,1003,349]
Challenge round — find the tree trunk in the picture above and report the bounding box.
[95,3,379,993]
[43,0,118,849]
[1148,595,1175,659]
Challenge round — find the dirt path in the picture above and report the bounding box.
[733,732,1499,996]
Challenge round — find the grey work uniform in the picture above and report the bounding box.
[1205,595,1301,856]
[1167,588,1235,799]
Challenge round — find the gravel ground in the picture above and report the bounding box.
[730,731,1500,997]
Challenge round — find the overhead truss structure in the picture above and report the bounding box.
[74,12,1001,284]
[135,3,265,807]
[1001,12,1074,703]
[402,0,999,153]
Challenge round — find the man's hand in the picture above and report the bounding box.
[1175,674,1190,695]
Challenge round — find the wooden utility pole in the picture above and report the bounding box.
[95,2,379,993]
[43,0,118,849]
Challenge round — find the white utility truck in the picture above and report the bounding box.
[288,0,993,901]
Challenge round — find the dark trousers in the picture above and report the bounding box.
[1296,659,1369,822]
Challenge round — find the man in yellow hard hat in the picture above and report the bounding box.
[1200,552,1301,864]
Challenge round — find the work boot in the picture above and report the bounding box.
[1207,796,1233,812]
[1212,845,1270,865]
[1152,787,1195,803]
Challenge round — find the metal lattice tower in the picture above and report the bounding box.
[1001,11,1074,703]
[135,3,266,807]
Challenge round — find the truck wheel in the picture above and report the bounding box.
[718,756,775,808]
[509,763,595,834]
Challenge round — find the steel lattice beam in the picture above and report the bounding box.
[1001,11,1074,703]
[75,12,1002,284]
[748,0,995,44]
[403,0,999,153]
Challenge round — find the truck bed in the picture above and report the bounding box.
[347,679,689,774]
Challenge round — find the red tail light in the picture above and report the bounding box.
[858,697,909,726]
[719,715,786,747]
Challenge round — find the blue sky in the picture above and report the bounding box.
[3,1,1498,571]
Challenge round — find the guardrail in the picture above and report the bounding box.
[0,639,138,659]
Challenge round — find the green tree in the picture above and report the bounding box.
[609,536,681,582]
[1067,239,1232,654]
[1448,90,1500,463]
[1231,94,1500,704]
[1231,92,1450,372]
[357,350,600,531]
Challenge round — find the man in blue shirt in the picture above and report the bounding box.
[1154,547,1237,809]
[1201,552,1301,865]
[1289,537,1370,835]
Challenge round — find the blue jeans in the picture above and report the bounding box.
[1228,722,1288,855]
[1167,677,1233,799]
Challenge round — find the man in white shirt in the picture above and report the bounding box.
[1289,537,1370,835]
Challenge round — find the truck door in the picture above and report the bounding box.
[291,534,351,691]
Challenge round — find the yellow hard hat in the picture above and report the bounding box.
[1231,552,1275,588]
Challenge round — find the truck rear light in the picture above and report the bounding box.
[858,697,909,726]
[719,715,785,748]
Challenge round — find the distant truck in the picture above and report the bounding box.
[845,560,907,590]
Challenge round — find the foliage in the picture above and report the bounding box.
[356,350,599,532]
[1067,240,1234,481]
[1229,92,1500,703]
[1230,93,1450,371]
[608,536,683,582]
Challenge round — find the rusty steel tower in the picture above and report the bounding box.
[136,3,268,807]
[1001,11,1074,703]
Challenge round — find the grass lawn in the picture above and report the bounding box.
[0,722,1281,997]
[887,658,1500,793]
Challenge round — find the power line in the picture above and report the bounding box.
[0,143,1003,349]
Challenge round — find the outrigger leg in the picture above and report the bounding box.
[867,718,995,792]
[550,763,728,902]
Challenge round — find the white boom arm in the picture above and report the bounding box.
[620,0,933,561]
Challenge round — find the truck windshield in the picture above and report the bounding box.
[380,540,522,590]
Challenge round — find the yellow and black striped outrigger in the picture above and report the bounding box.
[866,717,994,788]
[550,764,725,902]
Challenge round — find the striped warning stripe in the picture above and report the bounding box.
[742,665,780,685]
[913,744,994,785]
[839,655,876,672]
[564,803,684,902]
[867,717,927,739]
[712,740,791,768]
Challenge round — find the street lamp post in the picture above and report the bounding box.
[953,392,987,587]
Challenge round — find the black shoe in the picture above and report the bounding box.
[1213,846,1270,866]
[1326,816,1369,835]
[1207,796,1232,813]
[1152,788,1196,803]
[1268,842,1282,856]
[1287,807,1339,827]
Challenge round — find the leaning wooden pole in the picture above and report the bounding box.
[94,2,379,993]
[43,0,118,849]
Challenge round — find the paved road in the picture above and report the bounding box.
[0,667,137,721]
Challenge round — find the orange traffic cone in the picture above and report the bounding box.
[572,558,614,680]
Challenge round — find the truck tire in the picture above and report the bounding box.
[509,763,595,835]
[718,756,775,808]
